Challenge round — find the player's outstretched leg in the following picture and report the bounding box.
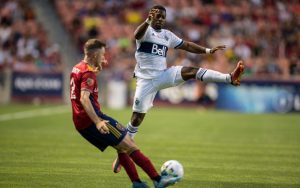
[182,60,245,85]
[230,61,244,86]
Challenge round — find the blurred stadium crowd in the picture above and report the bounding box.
[54,0,299,80]
[0,0,62,73]
[0,0,299,81]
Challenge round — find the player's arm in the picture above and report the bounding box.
[178,41,226,54]
[80,90,109,134]
[134,9,158,40]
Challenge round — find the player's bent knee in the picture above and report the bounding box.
[115,134,138,153]
[116,148,127,153]
[116,145,138,154]
[127,146,138,155]
[181,67,198,80]
[124,141,139,154]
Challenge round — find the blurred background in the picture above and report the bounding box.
[0,0,299,113]
[1,1,300,187]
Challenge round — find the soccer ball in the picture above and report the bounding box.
[160,160,184,180]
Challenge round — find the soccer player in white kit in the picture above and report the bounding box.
[113,5,244,174]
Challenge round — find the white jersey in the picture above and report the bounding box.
[134,26,183,79]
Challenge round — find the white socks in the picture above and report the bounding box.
[126,122,138,138]
[196,68,231,83]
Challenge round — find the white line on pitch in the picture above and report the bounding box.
[0,106,70,122]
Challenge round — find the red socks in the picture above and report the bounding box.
[118,153,140,182]
[118,150,160,183]
[130,150,159,179]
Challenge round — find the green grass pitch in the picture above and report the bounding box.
[0,104,300,188]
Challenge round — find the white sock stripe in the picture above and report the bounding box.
[227,73,232,83]
[126,123,139,132]
[196,68,207,81]
[126,122,138,138]
[127,127,138,132]
[200,70,208,81]
[198,69,229,83]
[127,129,138,133]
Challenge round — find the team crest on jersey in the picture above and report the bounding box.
[164,35,169,41]
[135,98,140,106]
[86,78,94,86]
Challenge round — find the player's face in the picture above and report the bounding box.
[94,47,107,71]
[152,10,166,30]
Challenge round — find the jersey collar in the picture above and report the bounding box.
[151,26,162,32]
[82,60,97,72]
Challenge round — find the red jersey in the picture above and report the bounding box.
[70,61,101,130]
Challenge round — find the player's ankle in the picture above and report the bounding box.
[127,123,138,138]
[127,131,137,138]
[152,176,161,183]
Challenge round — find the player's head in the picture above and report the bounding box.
[150,5,166,30]
[84,39,107,71]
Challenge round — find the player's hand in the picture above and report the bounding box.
[148,8,159,22]
[96,120,110,134]
[210,45,226,53]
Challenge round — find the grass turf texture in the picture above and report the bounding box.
[0,104,300,188]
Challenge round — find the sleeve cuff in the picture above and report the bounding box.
[174,40,184,49]
[81,88,93,93]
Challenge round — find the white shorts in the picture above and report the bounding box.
[133,66,185,113]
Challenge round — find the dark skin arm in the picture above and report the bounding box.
[134,9,159,40]
[135,7,225,53]
[134,21,150,40]
[178,41,226,54]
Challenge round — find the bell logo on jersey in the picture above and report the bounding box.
[137,41,168,57]
[151,44,167,57]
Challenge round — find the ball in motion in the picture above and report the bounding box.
[160,160,184,180]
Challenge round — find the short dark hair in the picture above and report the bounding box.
[84,39,106,54]
[151,5,166,12]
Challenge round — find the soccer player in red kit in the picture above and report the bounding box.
[70,39,180,188]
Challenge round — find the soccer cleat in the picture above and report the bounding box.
[154,175,181,188]
[132,181,150,188]
[230,61,245,86]
[112,157,122,173]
